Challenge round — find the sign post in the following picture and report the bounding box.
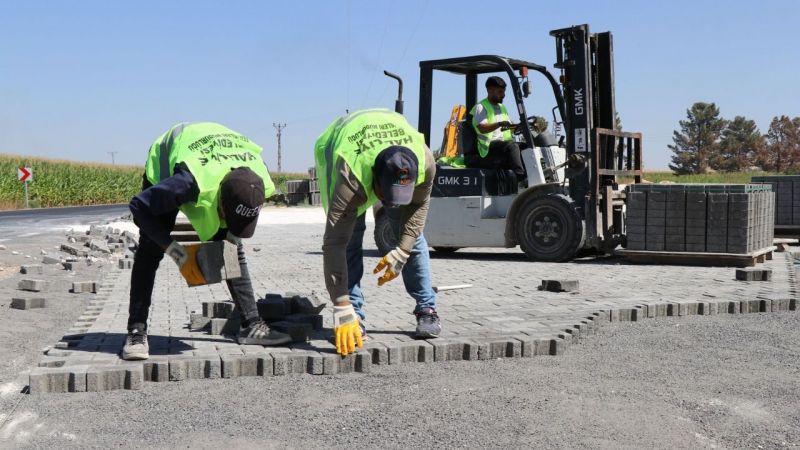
[17,167,32,208]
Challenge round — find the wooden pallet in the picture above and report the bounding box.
[616,246,777,267]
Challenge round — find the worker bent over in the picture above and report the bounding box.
[315,109,441,356]
[122,122,291,361]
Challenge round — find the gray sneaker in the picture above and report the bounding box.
[122,328,149,360]
[238,320,292,346]
[415,308,442,338]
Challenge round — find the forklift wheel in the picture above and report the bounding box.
[373,213,396,255]
[515,193,584,262]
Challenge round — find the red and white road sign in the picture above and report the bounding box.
[17,167,32,182]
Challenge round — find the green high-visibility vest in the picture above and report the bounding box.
[144,122,275,241]
[471,98,513,158]
[314,109,427,216]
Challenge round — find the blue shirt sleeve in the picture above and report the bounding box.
[129,168,199,249]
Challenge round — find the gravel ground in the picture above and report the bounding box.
[1,311,796,449]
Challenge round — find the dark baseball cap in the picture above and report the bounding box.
[486,76,507,88]
[373,146,419,207]
[220,167,265,238]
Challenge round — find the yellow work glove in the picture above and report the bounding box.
[166,241,205,286]
[373,247,410,286]
[333,305,363,356]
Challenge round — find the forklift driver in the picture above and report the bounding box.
[470,76,526,180]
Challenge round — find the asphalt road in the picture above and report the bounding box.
[0,205,130,240]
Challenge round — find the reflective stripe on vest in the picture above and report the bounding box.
[472,99,513,158]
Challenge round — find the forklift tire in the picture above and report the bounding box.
[515,193,585,262]
[373,213,397,255]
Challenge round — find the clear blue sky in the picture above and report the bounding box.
[1,0,798,172]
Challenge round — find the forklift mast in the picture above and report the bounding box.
[550,24,642,250]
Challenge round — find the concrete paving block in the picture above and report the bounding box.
[20,264,43,275]
[189,312,211,330]
[193,241,241,284]
[60,243,84,256]
[221,355,260,378]
[432,341,464,362]
[67,365,89,392]
[257,355,274,376]
[271,353,289,375]
[386,342,434,364]
[741,299,765,314]
[539,280,579,292]
[290,293,327,315]
[18,279,48,292]
[284,314,324,331]
[270,321,313,342]
[11,297,46,310]
[720,300,741,314]
[89,239,111,254]
[286,352,310,374]
[549,338,568,355]
[169,356,221,380]
[202,301,235,318]
[257,297,291,320]
[210,318,229,335]
[735,268,772,281]
[771,298,791,311]
[355,350,371,373]
[29,367,70,394]
[86,366,126,392]
[143,361,169,382]
[42,255,61,265]
[364,343,389,365]
[70,281,97,294]
[615,308,634,322]
[118,259,133,269]
[465,341,489,361]
[306,353,325,375]
[126,365,144,390]
[631,305,647,321]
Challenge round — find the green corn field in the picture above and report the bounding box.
[0,154,143,210]
[0,153,312,210]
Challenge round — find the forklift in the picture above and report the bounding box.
[374,24,643,261]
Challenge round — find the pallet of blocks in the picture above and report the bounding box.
[751,175,800,237]
[618,184,775,267]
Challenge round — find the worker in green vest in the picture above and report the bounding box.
[470,76,525,178]
[315,109,441,356]
[122,122,291,361]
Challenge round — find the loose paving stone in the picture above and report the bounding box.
[290,294,327,315]
[538,280,580,292]
[20,264,43,275]
[11,297,46,310]
[118,259,133,269]
[736,268,773,281]
[71,281,97,294]
[257,297,291,320]
[18,279,49,292]
[270,321,313,342]
[41,255,61,265]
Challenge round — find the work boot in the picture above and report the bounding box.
[415,307,442,338]
[122,326,149,360]
[238,320,292,346]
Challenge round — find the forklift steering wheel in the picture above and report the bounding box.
[512,115,540,136]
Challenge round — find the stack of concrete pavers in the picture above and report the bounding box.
[626,184,774,254]
[190,292,326,342]
[752,175,800,227]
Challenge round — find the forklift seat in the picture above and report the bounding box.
[458,113,481,167]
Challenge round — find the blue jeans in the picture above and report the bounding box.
[346,209,437,321]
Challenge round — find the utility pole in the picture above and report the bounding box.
[272,123,286,173]
[108,151,118,165]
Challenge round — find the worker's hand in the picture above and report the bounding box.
[165,241,188,267]
[373,247,410,286]
[333,305,363,356]
[498,120,513,130]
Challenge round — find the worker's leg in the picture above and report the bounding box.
[223,239,260,325]
[385,207,437,313]
[345,213,367,321]
[489,141,525,178]
[127,213,177,333]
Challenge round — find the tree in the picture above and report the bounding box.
[614,111,622,132]
[756,116,800,173]
[668,102,727,175]
[711,116,763,172]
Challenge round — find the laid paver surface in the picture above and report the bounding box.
[23,207,799,391]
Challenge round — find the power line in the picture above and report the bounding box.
[272,123,286,173]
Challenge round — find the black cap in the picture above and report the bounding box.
[220,167,265,238]
[373,146,419,207]
[486,76,507,88]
